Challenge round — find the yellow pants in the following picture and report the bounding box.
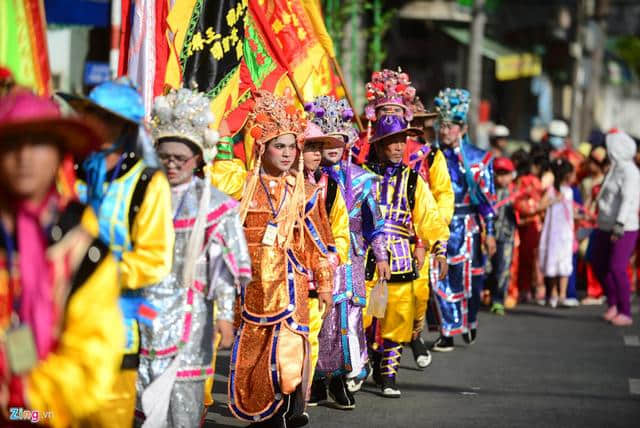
[308,297,323,380]
[365,280,415,344]
[412,259,431,336]
[81,369,137,427]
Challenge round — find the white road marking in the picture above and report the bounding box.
[629,379,640,395]
[624,335,640,346]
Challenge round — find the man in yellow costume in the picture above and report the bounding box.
[0,89,124,427]
[404,96,454,369]
[60,79,174,426]
[362,69,450,398]
[211,91,334,428]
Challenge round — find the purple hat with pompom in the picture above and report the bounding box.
[370,114,421,144]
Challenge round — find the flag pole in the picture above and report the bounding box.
[329,56,363,132]
[286,72,306,107]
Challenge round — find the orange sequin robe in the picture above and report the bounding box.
[228,174,334,422]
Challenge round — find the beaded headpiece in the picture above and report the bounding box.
[151,88,219,163]
[434,88,470,124]
[364,68,416,122]
[305,96,359,147]
[246,90,306,150]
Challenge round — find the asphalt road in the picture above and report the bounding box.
[206,300,640,428]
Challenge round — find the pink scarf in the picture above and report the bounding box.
[16,191,56,359]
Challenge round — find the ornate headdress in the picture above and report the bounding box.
[240,90,307,248]
[151,88,219,163]
[246,90,306,152]
[433,88,470,124]
[364,68,416,122]
[305,96,359,147]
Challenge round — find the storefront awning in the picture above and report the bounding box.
[442,26,542,81]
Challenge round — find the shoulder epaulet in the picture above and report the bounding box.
[129,166,161,232]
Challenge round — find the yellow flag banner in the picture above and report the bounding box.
[301,0,336,58]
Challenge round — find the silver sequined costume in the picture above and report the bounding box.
[135,177,251,427]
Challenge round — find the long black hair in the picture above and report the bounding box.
[551,158,574,190]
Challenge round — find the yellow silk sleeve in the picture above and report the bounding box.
[329,190,351,264]
[121,171,175,289]
[429,150,455,225]
[26,248,124,427]
[413,176,450,244]
[206,159,247,201]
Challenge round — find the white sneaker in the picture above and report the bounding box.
[416,352,432,369]
[548,297,558,308]
[381,386,401,398]
[345,377,363,393]
[559,298,580,308]
[535,298,547,306]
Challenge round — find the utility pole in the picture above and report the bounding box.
[570,0,585,146]
[467,0,486,144]
[581,0,610,140]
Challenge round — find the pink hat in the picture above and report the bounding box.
[0,89,102,156]
[304,122,345,150]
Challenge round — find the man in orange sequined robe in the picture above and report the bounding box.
[212,91,334,428]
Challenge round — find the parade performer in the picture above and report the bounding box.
[0,89,124,427]
[305,96,389,407]
[301,122,349,389]
[404,95,454,368]
[61,80,175,426]
[486,157,517,315]
[431,88,496,352]
[134,88,251,427]
[362,70,450,397]
[212,91,334,427]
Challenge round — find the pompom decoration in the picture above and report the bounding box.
[306,95,359,147]
[433,88,470,125]
[150,87,219,158]
[363,68,417,122]
[246,90,306,149]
